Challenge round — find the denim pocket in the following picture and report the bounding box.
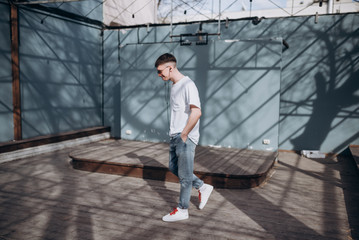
[177,135,185,144]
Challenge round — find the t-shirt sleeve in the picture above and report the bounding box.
[187,81,201,109]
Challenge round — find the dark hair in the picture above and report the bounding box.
[155,53,177,68]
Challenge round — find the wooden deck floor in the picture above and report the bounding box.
[350,145,359,172]
[0,140,358,240]
[69,139,277,189]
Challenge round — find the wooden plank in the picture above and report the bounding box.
[194,146,238,174]
[1,147,356,239]
[10,4,21,141]
[71,157,270,189]
[220,150,255,175]
[0,126,110,153]
[349,145,359,171]
[70,140,277,189]
[194,147,275,177]
[70,141,276,177]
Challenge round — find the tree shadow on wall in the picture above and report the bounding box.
[290,69,359,151]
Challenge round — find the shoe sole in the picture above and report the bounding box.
[162,216,189,222]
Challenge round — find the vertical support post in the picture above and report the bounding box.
[10,4,22,140]
[218,0,221,39]
[211,0,214,19]
[328,0,333,14]
[101,29,104,126]
[170,0,173,41]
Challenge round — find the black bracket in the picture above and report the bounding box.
[179,33,208,46]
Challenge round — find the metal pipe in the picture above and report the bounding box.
[170,0,173,41]
[13,0,84,4]
[328,0,333,14]
[170,33,220,38]
[211,0,214,19]
[218,0,221,39]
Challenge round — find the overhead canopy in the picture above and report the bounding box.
[103,0,157,26]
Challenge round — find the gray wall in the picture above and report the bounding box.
[46,0,102,21]
[19,9,103,138]
[0,3,13,142]
[104,13,359,153]
[0,2,103,141]
[20,11,102,138]
[115,40,282,151]
[20,8,102,138]
[278,14,359,153]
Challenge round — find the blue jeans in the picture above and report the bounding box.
[169,133,203,209]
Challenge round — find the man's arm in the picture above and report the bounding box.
[181,105,202,142]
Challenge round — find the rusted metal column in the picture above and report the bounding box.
[10,4,22,140]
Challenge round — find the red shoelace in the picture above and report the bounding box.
[198,190,202,202]
[170,208,178,215]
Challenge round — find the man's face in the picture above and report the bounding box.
[156,64,171,81]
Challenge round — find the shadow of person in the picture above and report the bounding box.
[124,152,201,210]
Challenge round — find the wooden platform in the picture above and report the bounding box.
[1,142,357,239]
[69,139,277,189]
[349,145,359,172]
[0,126,111,163]
[0,126,110,153]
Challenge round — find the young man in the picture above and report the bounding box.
[155,53,213,222]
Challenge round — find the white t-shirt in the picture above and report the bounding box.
[170,76,201,144]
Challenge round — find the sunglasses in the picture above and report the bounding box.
[157,66,170,74]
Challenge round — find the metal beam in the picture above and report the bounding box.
[23,4,104,28]
[13,0,84,5]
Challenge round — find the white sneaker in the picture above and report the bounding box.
[162,207,189,222]
[198,183,213,210]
